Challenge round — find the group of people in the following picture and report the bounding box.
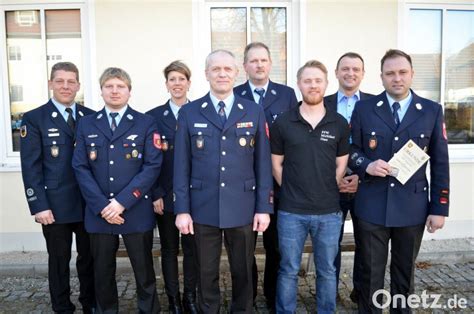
[20,42,450,314]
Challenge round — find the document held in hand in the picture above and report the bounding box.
[388,139,430,185]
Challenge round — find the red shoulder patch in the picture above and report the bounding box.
[153,133,162,149]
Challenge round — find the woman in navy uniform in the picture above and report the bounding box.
[20,62,96,313]
[146,61,198,314]
[73,67,162,313]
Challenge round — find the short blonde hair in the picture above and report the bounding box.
[297,60,328,81]
[99,67,132,90]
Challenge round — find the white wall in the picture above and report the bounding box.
[303,0,398,95]
[93,0,195,113]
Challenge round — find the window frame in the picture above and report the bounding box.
[0,1,95,171]
[192,0,301,96]
[400,1,474,163]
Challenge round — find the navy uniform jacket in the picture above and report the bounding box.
[324,91,374,113]
[234,80,299,124]
[173,93,273,228]
[349,90,450,227]
[20,100,95,223]
[72,106,162,234]
[146,101,177,213]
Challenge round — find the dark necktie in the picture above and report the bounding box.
[110,112,119,132]
[65,107,75,130]
[218,101,227,126]
[392,102,401,127]
[254,88,265,106]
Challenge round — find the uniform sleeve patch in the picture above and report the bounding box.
[439,197,448,204]
[132,189,142,198]
[442,122,448,140]
[153,133,162,149]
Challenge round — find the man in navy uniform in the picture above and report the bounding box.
[324,52,374,302]
[20,62,95,313]
[234,41,298,309]
[174,50,273,313]
[73,67,162,313]
[349,49,449,313]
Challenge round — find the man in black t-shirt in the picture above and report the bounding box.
[270,60,350,313]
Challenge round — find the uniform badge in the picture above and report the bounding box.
[97,113,103,119]
[162,139,169,151]
[127,134,138,140]
[26,188,35,197]
[78,110,84,117]
[376,101,383,107]
[416,103,422,110]
[153,133,162,149]
[132,189,141,198]
[369,136,377,150]
[164,110,169,116]
[238,103,244,110]
[241,90,247,96]
[196,136,204,149]
[442,122,448,140]
[51,112,58,118]
[20,125,27,138]
[126,153,131,159]
[271,89,277,95]
[239,137,247,147]
[89,147,97,161]
[127,114,133,120]
[51,145,59,158]
[132,149,139,158]
[201,102,208,108]
[250,137,255,148]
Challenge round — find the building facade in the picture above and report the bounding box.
[0,0,472,251]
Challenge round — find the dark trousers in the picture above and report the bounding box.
[357,219,424,314]
[335,193,362,294]
[157,211,197,297]
[42,222,95,313]
[194,223,254,314]
[252,198,280,304]
[89,231,160,314]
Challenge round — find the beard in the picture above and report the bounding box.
[302,92,324,106]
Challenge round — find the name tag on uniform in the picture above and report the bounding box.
[194,123,207,128]
[48,133,60,137]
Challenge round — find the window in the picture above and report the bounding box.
[8,46,21,61]
[210,6,288,84]
[10,85,23,102]
[3,7,83,153]
[406,5,473,145]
